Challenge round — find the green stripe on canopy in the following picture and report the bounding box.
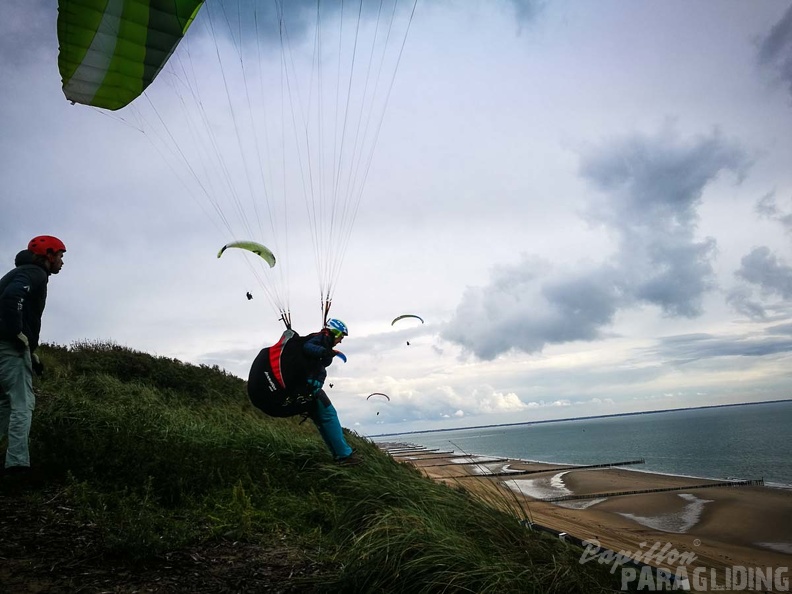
[58,0,204,111]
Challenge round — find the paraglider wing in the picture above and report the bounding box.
[57,0,205,110]
[391,314,424,326]
[334,351,347,363]
[217,241,276,268]
[366,392,390,402]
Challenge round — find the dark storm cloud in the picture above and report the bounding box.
[442,129,749,360]
[757,4,792,97]
[736,247,792,299]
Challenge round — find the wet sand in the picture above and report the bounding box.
[380,443,792,578]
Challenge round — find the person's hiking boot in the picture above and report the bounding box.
[336,451,362,466]
[1,465,31,477]
[0,465,34,494]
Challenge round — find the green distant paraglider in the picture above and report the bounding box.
[217,241,276,268]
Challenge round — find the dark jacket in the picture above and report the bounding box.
[302,329,336,386]
[0,250,50,352]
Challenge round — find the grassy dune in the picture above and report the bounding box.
[5,341,625,592]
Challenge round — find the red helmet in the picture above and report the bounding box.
[28,235,67,256]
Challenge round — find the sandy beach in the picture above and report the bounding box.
[378,443,792,590]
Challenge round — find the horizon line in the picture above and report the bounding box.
[369,398,792,438]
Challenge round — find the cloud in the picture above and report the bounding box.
[198,0,411,48]
[726,285,768,321]
[767,322,792,336]
[757,4,792,97]
[443,127,749,359]
[736,247,792,299]
[653,332,792,364]
[581,127,748,315]
[755,192,792,234]
[474,388,530,413]
[441,258,623,360]
[508,0,545,31]
[727,193,792,320]
[0,0,53,67]
[363,382,535,424]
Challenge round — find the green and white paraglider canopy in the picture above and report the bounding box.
[217,241,276,268]
[57,0,418,329]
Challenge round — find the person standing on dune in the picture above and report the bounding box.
[0,235,66,475]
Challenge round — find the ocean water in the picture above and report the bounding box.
[375,400,792,487]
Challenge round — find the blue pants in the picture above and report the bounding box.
[0,341,34,469]
[309,393,353,460]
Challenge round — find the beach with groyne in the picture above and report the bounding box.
[378,441,792,584]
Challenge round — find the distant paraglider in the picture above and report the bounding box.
[367,393,390,402]
[391,314,424,326]
[217,241,276,268]
[392,314,424,346]
[367,392,390,416]
[246,292,253,300]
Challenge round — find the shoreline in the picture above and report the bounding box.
[379,442,792,579]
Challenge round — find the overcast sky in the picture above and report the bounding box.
[2,0,791,436]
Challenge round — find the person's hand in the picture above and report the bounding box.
[32,353,44,377]
[15,332,29,352]
[307,379,323,394]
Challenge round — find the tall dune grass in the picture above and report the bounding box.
[10,341,626,592]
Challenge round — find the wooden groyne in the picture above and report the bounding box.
[386,447,442,454]
[434,458,646,475]
[390,453,480,462]
[418,458,511,467]
[542,478,765,502]
[485,458,646,477]
[390,450,456,458]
